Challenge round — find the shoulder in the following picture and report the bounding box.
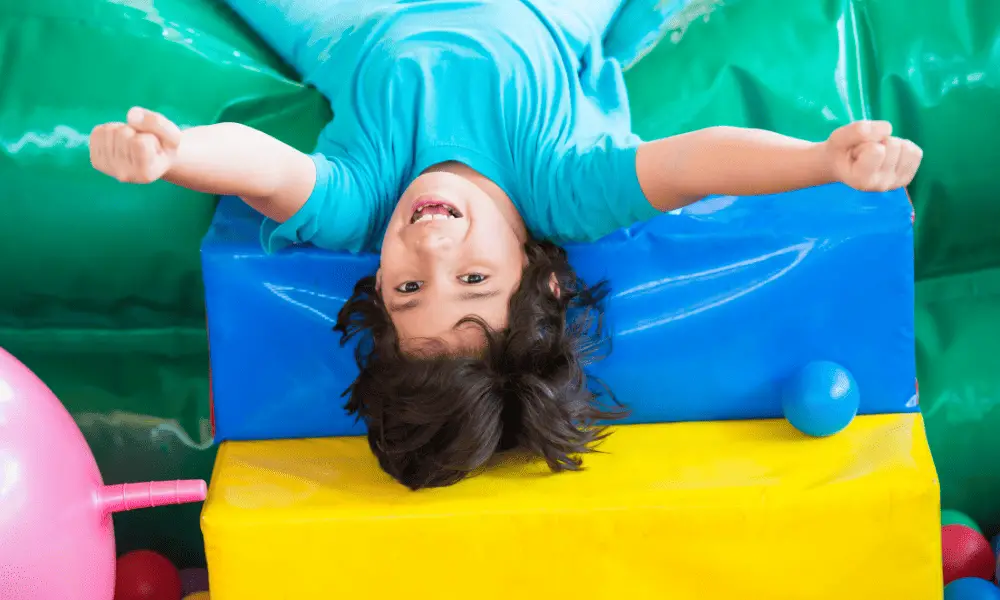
[521,135,658,242]
[267,150,395,253]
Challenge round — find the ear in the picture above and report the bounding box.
[375,268,382,293]
[548,272,561,299]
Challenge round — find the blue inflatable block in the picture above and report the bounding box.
[203,185,917,442]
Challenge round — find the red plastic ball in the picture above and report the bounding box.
[942,524,995,585]
[114,550,182,600]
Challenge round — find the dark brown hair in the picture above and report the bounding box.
[334,240,627,490]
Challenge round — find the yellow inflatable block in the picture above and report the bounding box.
[202,414,941,600]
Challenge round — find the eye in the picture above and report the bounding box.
[459,273,488,284]
[394,281,423,293]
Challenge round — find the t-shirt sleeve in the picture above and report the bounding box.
[544,133,662,242]
[260,152,378,254]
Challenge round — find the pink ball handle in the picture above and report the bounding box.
[99,480,208,514]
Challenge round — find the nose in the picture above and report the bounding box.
[416,232,456,255]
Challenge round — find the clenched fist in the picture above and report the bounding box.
[824,120,922,192]
[90,107,183,183]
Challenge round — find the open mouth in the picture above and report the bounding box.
[409,199,463,224]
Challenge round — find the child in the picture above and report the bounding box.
[90,0,922,489]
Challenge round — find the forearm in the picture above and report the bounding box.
[166,123,315,221]
[636,126,835,211]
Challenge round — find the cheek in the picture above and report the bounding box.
[387,182,427,227]
[469,234,523,269]
[473,236,525,284]
[378,238,410,275]
[500,232,527,262]
[492,223,525,254]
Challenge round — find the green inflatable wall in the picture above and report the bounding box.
[0,0,996,564]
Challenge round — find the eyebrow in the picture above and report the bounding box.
[387,289,501,314]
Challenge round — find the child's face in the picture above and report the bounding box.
[378,169,526,351]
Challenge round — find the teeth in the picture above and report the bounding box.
[413,212,456,223]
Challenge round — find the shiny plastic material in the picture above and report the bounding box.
[203,185,915,441]
[0,0,328,331]
[202,413,941,600]
[0,348,206,600]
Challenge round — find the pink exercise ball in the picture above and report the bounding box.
[0,347,207,600]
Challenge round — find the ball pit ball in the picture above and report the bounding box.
[781,361,860,437]
[944,577,1000,600]
[183,594,210,600]
[943,509,984,535]
[942,524,996,585]
[114,550,182,600]
[991,534,1000,559]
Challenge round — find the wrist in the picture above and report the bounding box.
[812,141,838,185]
[162,129,197,185]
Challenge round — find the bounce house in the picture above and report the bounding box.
[3,0,1000,598]
[197,2,939,596]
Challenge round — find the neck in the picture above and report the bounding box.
[426,162,528,243]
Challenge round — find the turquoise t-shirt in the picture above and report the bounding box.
[263,0,661,254]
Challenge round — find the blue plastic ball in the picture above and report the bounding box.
[781,361,860,437]
[944,577,1000,600]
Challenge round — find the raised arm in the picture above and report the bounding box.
[90,107,315,222]
[635,121,923,212]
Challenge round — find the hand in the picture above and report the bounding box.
[824,120,923,192]
[90,107,183,183]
